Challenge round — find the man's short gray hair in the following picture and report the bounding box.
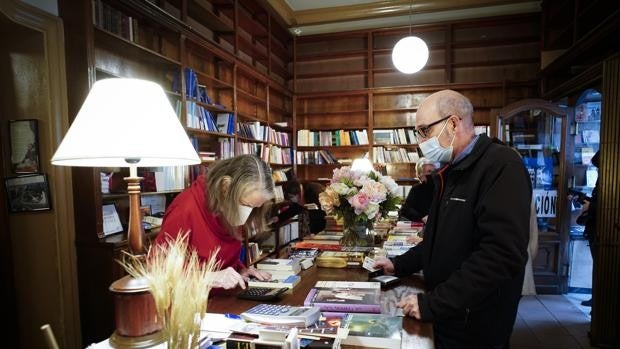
[437,90,474,124]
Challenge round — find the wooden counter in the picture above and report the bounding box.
[207,265,434,348]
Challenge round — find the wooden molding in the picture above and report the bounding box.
[268,0,535,27]
[266,0,296,26]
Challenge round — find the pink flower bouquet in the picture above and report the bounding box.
[319,166,401,245]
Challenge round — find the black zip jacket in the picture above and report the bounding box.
[393,134,531,346]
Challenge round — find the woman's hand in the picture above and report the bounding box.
[211,267,247,289]
[240,266,272,281]
[373,257,395,275]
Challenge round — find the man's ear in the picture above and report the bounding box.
[449,115,459,135]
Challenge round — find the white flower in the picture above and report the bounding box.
[330,182,351,195]
[380,176,399,196]
[361,180,387,203]
[364,202,380,220]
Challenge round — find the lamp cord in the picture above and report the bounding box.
[409,0,413,36]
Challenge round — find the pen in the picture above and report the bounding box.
[224,313,241,319]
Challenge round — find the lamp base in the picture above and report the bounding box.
[109,329,164,349]
[109,275,163,348]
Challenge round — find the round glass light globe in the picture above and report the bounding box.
[391,36,429,74]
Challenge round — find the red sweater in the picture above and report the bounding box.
[155,175,244,272]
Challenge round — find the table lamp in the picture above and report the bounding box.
[51,78,200,347]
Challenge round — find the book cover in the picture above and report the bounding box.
[298,314,348,339]
[316,251,364,268]
[304,281,381,313]
[248,272,301,292]
[340,313,402,349]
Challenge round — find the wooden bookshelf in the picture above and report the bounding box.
[61,0,293,345]
[293,14,540,182]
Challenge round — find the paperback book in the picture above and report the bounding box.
[339,313,402,349]
[248,271,301,293]
[303,281,381,313]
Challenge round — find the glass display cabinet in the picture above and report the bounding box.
[565,89,600,293]
[498,99,570,294]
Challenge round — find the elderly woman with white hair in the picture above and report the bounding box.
[399,157,438,222]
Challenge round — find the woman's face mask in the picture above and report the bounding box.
[234,204,253,226]
[418,119,455,164]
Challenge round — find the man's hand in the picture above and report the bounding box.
[581,199,591,212]
[211,267,247,289]
[373,257,395,275]
[397,294,421,319]
[240,266,272,281]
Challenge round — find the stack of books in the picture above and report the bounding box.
[315,251,364,268]
[256,258,301,275]
[304,281,381,313]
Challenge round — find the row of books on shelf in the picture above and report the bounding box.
[297,129,369,147]
[272,168,292,182]
[236,142,293,164]
[92,0,139,42]
[179,68,221,106]
[373,128,418,145]
[372,146,419,164]
[238,121,290,146]
[296,150,339,164]
[142,167,186,192]
[189,136,235,161]
[186,101,234,134]
[279,221,300,246]
[274,186,284,201]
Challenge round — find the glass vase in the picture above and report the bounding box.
[341,219,374,247]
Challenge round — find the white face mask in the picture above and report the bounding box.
[418,119,455,164]
[234,205,253,226]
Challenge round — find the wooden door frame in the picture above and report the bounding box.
[0,1,80,347]
[497,99,571,294]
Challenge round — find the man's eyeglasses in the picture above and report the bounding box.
[414,115,452,140]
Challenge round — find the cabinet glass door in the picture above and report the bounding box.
[569,89,601,236]
[498,100,569,294]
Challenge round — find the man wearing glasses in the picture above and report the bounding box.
[374,90,531,348]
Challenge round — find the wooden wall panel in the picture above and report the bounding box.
[591,55,620,347]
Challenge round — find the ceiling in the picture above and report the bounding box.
[266,0,541,36]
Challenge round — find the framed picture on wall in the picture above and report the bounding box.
[4,174,52,212]
[9,119,40,174]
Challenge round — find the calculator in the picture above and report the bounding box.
[236,287,288,301]
[241,304,321,327]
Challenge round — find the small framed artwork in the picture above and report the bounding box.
[9,119,40,174]
[4,174,52,212]
[101,204,123,237]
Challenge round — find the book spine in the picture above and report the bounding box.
[312,303,381,313]
[303,288,318,307]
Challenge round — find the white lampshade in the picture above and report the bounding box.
[391,36,429,74]
[51,78,200,167]
[351,158,373,174]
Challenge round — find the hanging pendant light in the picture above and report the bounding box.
[392,0,429,74]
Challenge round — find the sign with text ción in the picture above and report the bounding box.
[534,189,557,218]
